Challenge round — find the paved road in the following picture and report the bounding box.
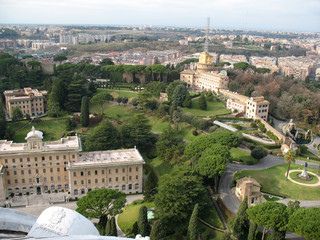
[219,154,320,240]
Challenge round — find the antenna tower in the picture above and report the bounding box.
[204,17,210,52]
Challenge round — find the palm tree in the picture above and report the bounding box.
[285,151,295,180]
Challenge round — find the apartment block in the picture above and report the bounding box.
[246,96,269,120]
[198,71,229,92]
[4,88,47,118]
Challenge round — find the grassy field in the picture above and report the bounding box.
[230,148,257,165]
[202,198,224,229]
[117,200,155,234]
[182,98,230,117]
[9,119,69,143]
[289,171,319,184]
[234,164,320,200]
[97,89,138,101]
[144,155,174,177]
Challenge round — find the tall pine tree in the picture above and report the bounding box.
[232,196,249,240]
[105,218,111,236]
[187,203,199,240]
[110,217,117,236]
[247,222,257,240]
[198,94,207,110]
[138,206,150,237]
[80,96,89,127]
[150,220,166,240]
[143,172,158,202]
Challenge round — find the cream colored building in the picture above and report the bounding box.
[198,71,229,92]
[235,177,262,205]
[0,127,144,204]
[246,96,269,120]
[226,98,246,113]
[4,88,47,118]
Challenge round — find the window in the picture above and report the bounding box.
[136,167,138,172]
[109,178,112,182]
[27,158,30,162]
[73,172,76,177]
[81,180,84,185]
[29,178,32,183]
[20,158,23,163]
[95,170,98,175]
[58,184,62,190]
[74,189,78,195]
[129,176,132,180]
[50,168,53,173]
[122,168,125,173]
[28,170,31,174]
[102,170,104,174]
[88,180,91,184]
[135,183,139,189]
[44,177,47,182]
[63,155,66,160]
[56,156,59,160]
[57,176,61,181]
[81,171,84,176]
[81,189,85,194]
[51,177,54,181]
[7,180,10,184]
[43,169,46,173]
[72,155,75,159]
[35,157,37,162]
[129,168,132,173]
[49,156,52,160]
[15,179,18,184]
[102,178,105,183]
[88,171,90,176]
[12,158,15,163]
[36,169,39,174]
[116,169,118,173]
[14,171,17,175]
[122,185,126,190]
[5,159,7,163]
[22,179,25,183]
[116,177,118,181]
[95,179,98,183]
[109,169,111,174]
[42,157,45,161]
[21,170,24,175]
[122,176,125,181]
[129,184,132,190]
[44,186,48,191]
[136,175,138,180]
[65,184,69,189]
[74,181,77,185]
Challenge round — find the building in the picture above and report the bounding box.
[235,177,262,205]
[197,52,215,74]
[246,96,269,120]
[4,88,47,118]
[198,71,229,92]
[0,127,144,204]
[226,98,246,114]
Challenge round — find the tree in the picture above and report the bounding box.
[85,120,121,151]
[122,97,128,105]
[110,217,117,236]
[234,62,249,71]
[116,96,122,105]
[198,94,207,110]
[27,60,41,69]
[105,218,111,236]
[247,202,289,240]
[211,130,240,149]
[247,222,257,240]
[0,98,7,139]
[143,171,158,201]
[121,114,153,149]
[187,203,199,240]
[80,96,89,127]
[232,196,249,240]
[172,84,187,106]
[206,91,214,102]
[88,81,97,96]
[244,83,255,97]
[251,146,268,159]
[138,91,151,109]
[53,55,67,63]
[47,88,62,120]
[284,151,295,180]
[288,207,320,240]
[11,107,23,121]
[131,98,138,108]
[66,73,87,112]
[156,104,168,119]
[166,81,185,102]
[138,206,150,237]
[154,165,206,232]
[100,58,114,66]
[146,81,166,98]
[91,92,114,115]
[182,91,192,108]
[150,220,167,240]
[76,189,126,224]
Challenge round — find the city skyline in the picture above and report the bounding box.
[0,0,319,33]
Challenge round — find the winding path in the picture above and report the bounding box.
[218,155,320,215]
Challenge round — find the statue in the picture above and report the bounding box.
[298,161,311,180]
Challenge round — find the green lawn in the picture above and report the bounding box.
[97,89,138,101]
[9,119,69,143]
[145,156,174,177]
[263,195,280,201]
[182,98,230,117]
[202,199,224,229]
[230,148,257,165]
[289,171,319,184]
[198,222,225,240]
[8,120,29,132]
[234,164,320,200]
[117,200,154,234]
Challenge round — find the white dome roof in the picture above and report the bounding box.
[25,126,43,140]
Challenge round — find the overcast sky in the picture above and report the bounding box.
[0,0,319,32]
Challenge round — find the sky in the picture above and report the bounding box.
[0,0,319,32]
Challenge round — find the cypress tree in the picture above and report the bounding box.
[105,217,111,235]
[247,222,257,240]
[98,214,107,235]
[150,220,166,240]
[143,172,157,202]
[110,217,117,236]
[80,96,89,127]
[198,94,207,110]
[187,203,199,240]
[182,91,192,108]
[138,206,150,236]
[232,196,249,240]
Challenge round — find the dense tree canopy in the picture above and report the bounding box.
[76,189,126,220]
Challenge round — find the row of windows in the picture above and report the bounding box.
[11,98,43,105]
[258,109,267,113]
[73,183,139,195]
[7,184,68,192]
[73,175,139,185]
[7,167,67,176]
[7,175,68,185]
[73,167,139,177]
[3,156,75,164]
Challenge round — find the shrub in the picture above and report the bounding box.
[267,131,279,141]
[250,122,257,128]
[209,125,220,133]
[232,124,242,130]
[192,129,198,136]
[258,122,266,132]
[251,146,267,159]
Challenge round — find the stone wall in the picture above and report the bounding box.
[255,116,285,141]
[219,89,249,102]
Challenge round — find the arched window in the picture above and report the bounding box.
[44,186,48,191]
[74,189,78,195]
[135,183,139,189]
[122,185,126,190]
[115,185,119,190]
[129,184,132,190]
[58,184,62,190]
[81,189,85,194]
[51,185,55,190]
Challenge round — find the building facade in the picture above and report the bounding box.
[198,71,229,92]
[4,88,47,118]
[0,127,144,204]
[246,96,269,120]
[235,177,262,206]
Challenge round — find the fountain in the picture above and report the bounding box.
[297,162,312,181]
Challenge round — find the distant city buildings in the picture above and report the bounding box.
[3,88,47,118]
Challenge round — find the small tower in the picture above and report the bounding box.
[25,126,43,150]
